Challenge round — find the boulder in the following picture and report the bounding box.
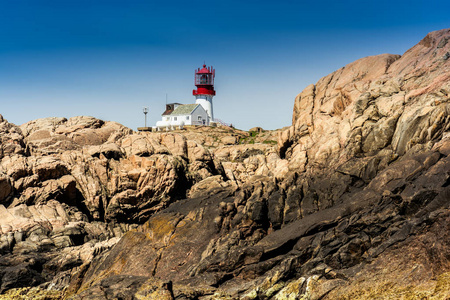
[0,115,25,159]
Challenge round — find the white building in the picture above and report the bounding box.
[155,103,209,130]
[153,64,217,131]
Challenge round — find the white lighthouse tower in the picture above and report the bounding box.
[193,64,216,122]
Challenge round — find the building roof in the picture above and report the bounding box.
[162,103,183,115]
[196,64,213,74]
[170,104,200,116]
[162,108,174,115]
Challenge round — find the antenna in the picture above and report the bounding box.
[143,107,149,127]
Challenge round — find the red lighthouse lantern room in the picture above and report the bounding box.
[193,64,216,121]
[193,64,216,96]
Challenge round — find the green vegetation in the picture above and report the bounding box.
[238,136,254,144]
[263,140,277,145]
[0,287,64,300]
[334,272,450,300]
[249,131,259,137]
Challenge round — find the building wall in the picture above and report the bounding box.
[195,95,213,121]
[156,115,186,128]
[190,105,209,125]
[171,114,192,126]
[155,105,209,129]
[168,115,188,126]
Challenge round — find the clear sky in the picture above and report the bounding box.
[1,0,449,131]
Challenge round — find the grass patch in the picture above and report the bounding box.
[249,131,259,137]
[334,272,450,300]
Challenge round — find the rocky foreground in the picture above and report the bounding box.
[0,29,449,299]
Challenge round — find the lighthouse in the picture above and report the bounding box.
[193,64,216,122]
[151,64,219,131]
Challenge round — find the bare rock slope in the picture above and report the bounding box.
[0,29,449,299]
[0,115,283,297]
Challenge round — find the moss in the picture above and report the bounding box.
[333,272,450,300]
[431,272,450,299]
[143,214,178,240]
[238,136,259,145]
[263,140,277,145]
[0,287,64,300]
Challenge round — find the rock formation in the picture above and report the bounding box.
[0,29,449,299]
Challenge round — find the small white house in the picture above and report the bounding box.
[155,103,209,130]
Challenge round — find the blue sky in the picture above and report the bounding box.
[1,0,449,130]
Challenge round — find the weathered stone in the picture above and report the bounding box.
[69,275,175,300]
[0,115,25,159]
[0,176,13,204]
[221,135,237,145]
[0,29,449,300]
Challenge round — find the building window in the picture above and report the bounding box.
[174,117,177,121]
[198,116,202,121]
[186,116,189,120]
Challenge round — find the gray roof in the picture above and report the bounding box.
[170,104,200,116]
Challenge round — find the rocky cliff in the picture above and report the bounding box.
[0,29,449,299]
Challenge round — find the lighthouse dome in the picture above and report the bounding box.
[197,64,211,74]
